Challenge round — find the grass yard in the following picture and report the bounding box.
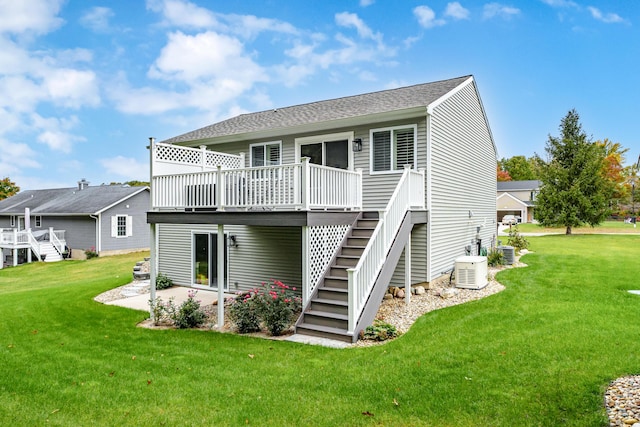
[512,220,640,234]
[2,238,640,426]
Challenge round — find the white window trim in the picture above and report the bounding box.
[190,230,230,291]
[249,141,282,167]
[10,215,15,227]
[369,124,418,175]
[295,131,355,170]
[35,216,42,228]
[111,215,132,238]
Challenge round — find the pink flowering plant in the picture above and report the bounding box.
[172,290,207,329]
[228,280,302,336]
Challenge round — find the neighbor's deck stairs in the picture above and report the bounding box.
[295,210,415,343]
[38,242,63,262]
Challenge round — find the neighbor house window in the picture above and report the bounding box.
[370,125,417,173]
[250,142,281,167]
[111,215,132,238]
[10,216,15,227]
[35,216,42,228]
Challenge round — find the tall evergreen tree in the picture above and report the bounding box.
[535,109,611,234]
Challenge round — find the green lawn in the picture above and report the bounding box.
[512,220,640,234]
[2,239,640,426]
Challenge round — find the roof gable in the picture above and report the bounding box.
[0,186,149,215]
[162,75,472,145]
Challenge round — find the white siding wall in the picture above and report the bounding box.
[428,81,497,280]
[157,224,302,293]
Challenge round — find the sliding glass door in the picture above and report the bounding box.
[193,233,228,291]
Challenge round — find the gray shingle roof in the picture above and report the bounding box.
[0,185,148,215]
[161,75,472,144]
[497,180,542,192]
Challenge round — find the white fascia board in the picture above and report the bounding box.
[94,187,150,215]
[497,192,529,208]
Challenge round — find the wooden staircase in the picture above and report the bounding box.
[296,212,379,343]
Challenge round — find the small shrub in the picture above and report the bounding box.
[360,319,398,341]
[227,280,302,336]
[84,247,98,259]
[172,290,207,329]
[148,296,176,326]
[507,225,529,253]
[256,280,302,336]
[155,273,173,290]
[487,248,505,267]
[228,290,262,334]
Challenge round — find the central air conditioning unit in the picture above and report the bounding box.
[455,256,488,289]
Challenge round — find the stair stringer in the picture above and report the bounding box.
[350,210,416,341]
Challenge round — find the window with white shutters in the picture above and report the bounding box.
[371,125,416,173]
[250,142,281,167]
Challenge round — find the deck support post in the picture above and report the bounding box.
[217,224,225,331]
[301,226,309,306]
[149,223,157,322]
[404,235,411,305]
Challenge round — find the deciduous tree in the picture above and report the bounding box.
[498,155,540,181]
[535,109,611,234]
[0,177,19,200]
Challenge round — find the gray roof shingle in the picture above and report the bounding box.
[161,75,472,144]
[0,186,148,215]
[497,180,542,192]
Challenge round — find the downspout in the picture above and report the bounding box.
[90,214,100,254]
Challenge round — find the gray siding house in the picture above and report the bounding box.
[148,75,497,342]
[0,181,150,266]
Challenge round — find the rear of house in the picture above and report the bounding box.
[148,75,497,341]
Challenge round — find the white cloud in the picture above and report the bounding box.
[360,0,375,6]
[335,12,381,42]
[414,6,446,28]
[31,114,86,153]
[483,3,521,20]
[540,0,578,7]
[0,0,64,35]
[146,0,218,28]
[100,156,149,180]
[587,7,625,24]
[0,138,40,176]
[445,2,470,20]
[80,7,115,32]
[42,68,100,108]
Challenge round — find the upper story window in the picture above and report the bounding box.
[10,216,15,227]
[250,142,281,167]
[35,216,42,228]
[370,125,417,173]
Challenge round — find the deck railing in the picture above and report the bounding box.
[50,228,66,255]
[152,158,363,211]
[152,142,244,176]
[346,166,425,334]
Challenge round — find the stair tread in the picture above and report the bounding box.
[305,309,348,320]
[297,322,352,336]
[312,298,348,306]
[323,276,347,282]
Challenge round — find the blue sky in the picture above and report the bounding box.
[0,0,637,190]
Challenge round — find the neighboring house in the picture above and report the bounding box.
[148,75,497,342]
[0,180,150,267]
[496,180,541,223]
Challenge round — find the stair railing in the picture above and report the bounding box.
[25,229,42,261]
[346,166,425,334]
[49,228,65,255]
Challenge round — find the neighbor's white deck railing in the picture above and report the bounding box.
[152,158,363,211]
[346,166,425,334]
[50,228,66,255]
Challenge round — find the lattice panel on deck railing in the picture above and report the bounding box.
[206,151,242,169]
[308,224,350,292]
[155,144,201,165]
